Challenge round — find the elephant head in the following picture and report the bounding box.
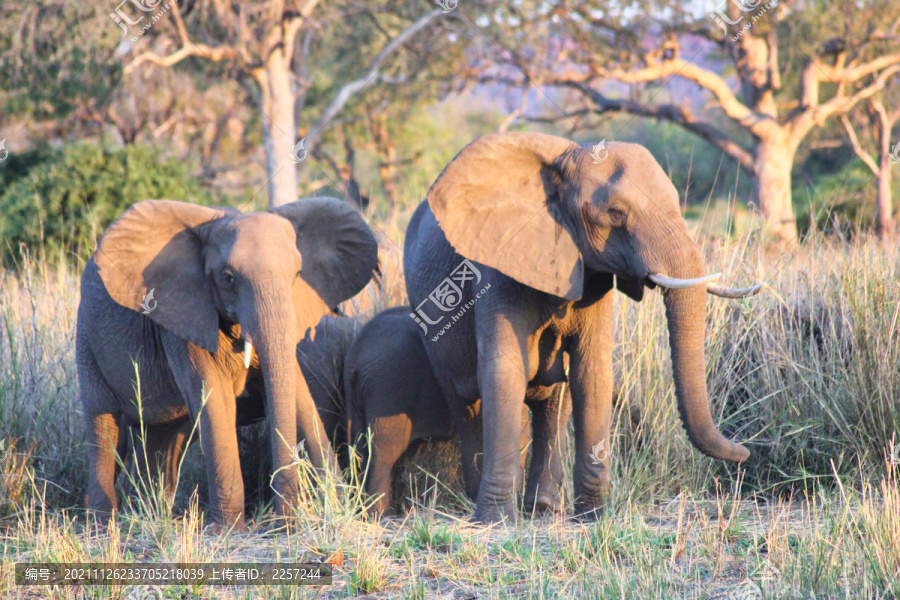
[427,132,752,463]
[92,197,378,502]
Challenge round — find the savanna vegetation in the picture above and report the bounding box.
[0,0,899,598]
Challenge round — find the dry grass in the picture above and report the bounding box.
[1,210,900,598]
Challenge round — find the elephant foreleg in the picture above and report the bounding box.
[568,292,614,517]
[474,319,530,524]
[366,414,413,516]
[169,349,245,528]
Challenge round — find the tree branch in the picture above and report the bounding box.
[561,81,756,174]
[579,58,767,134]
[840,114,879,175]
[300,8,442,153]
[124,42,240,74]
[810,64,900,126]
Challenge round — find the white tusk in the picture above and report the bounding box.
[648,272,721,289]
[706,282,767,298]
[243,340,252,369]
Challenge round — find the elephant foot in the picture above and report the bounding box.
[572,500,607,522]
[205,516,249,536]
[525,492,564,516]
[474,499,518,525]
[87,509,116,530]
[367,497,396,519]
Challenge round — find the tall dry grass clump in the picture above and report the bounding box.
[0,251,83,510]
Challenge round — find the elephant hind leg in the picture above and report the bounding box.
[128,418,194,504]
[524,386,572,515]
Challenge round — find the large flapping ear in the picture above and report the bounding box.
[427,132,584,300]
[271,197,379,309]
[93,200,229,353]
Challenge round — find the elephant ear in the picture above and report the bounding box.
[271,197,379,308]
[93,200,228,353]
[427,132,584,300]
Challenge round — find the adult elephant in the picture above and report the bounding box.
[404,133,761,523]
[77,197,378,529]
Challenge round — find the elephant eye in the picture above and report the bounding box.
[221,270,236,285]
[608,207,627,228]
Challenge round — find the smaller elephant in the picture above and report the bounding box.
[345,306,573,515]
[78,196,378,529]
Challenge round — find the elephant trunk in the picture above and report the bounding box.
[245,289,300,513]
[661,250,749,463]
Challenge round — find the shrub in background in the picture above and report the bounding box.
[0,142,216,265]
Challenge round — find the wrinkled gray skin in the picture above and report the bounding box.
[346,306,572,516]
[404,133,749,523]
[77,197,378,529]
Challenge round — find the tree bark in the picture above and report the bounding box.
[257,51,300,209]
[753,133,798,243]
[877,157,894,240]
[369,111,399,223]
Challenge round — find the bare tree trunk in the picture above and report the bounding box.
[370,112,399,207]
[257,51,299,209]
[877,157,894,239]
[876,104,896,240]
[753,134,799,243]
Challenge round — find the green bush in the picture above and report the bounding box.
[0,142,215,264]
[795,158,900,236]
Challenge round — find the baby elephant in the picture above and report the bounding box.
[345,306,572,515]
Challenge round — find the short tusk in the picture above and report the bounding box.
[243,340,253,369]
[648,272,721,289]
[706,282,767,298]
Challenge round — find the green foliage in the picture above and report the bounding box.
[0,4,121,120]
[794,158,899,236]
[0,142,215,264]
